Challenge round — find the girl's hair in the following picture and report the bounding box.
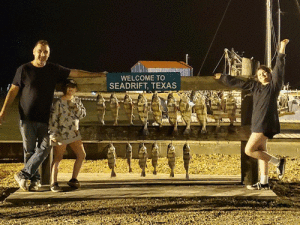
[254,65,272,81]
[256,65,272,74]
[62,79,78,95]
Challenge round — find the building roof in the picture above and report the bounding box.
[134,61,192,69]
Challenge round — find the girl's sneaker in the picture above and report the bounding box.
[67,178,80,189]
[50,182,63,192]
[277,158,286,180]
[247,182,270,190]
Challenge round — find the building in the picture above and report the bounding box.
[131,61,193,76]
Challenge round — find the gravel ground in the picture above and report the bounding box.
[1,154,300,224]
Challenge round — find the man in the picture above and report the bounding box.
[214,39,289,190]
[0,40,104,191]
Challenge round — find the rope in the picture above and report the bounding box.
[294,0,300,20]
[271,0,282,61]
[271,21,278,61]
[212,52,225,74]
[197,0,232,76]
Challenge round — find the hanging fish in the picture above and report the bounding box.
[137,93,149,135]
[138,143,148,177]
[110,93,120,126]
[183,143,192,179]
[193,92,208,133]
[225,92,237,126]
[107,143,116,177]
[179,93,192,135]
[126,143,133,173]
[124,94,134,125]
[151,142,160,175]
[167,93,178,135]
[96,93,106,125]
[210,91,222,128]
[151,92,163,127]
[167,143,176,177]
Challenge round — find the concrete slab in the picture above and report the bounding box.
[6,173,277,204]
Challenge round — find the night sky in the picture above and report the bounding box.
[1,0,300,88]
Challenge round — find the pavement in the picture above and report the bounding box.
[6,173,277,204]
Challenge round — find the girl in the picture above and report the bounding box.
[49,79,86,192]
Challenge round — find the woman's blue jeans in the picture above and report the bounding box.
[19,120,51,181]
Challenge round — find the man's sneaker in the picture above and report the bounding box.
[277,158,286,180]
[67,178,80,189]
[14,172,28,191]
[29,180,41,191]
[247,182,270,190]
[50,182,63,192]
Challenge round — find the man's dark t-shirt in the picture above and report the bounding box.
[12,62,70,123]
[219,53,286,139]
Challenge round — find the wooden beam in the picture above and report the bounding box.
[181,76,235,91]
[240,91,258,185]
[80,124,251,142]
[73,76,237,92]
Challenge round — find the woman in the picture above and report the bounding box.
[215,39,289,190]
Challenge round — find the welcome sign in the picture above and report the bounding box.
[107,72,181,92]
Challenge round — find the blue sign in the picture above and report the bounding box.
[107,72,181,92]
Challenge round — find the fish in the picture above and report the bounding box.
[179,93,192,135]
[225,92,237,126]
[167,143,176,177]
[110,93,120,126]
[193,92,208,133]
[151,92,163,127]
[167,93,178,135]
[210,91,222,128]
[151,142,160,175]
[123,94,134,125]
[138,143,148,177]
[137,93,149,135]
[107,143,117,177]
[126,143,133,173]
[183,143,192,179]
[278,93,289,110]
[96,93,106,125]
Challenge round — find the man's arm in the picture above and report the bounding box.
[69,69,107,78]
[0,84,20,124]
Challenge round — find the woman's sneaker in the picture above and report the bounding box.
[67,178,80,189]
[277,158,286,180]
[50,182,63,192]
[247,182,270,190]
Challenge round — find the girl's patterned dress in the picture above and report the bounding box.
[49,97,86,146]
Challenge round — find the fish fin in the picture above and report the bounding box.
[143,128,149,136]
[183,128,191,135]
